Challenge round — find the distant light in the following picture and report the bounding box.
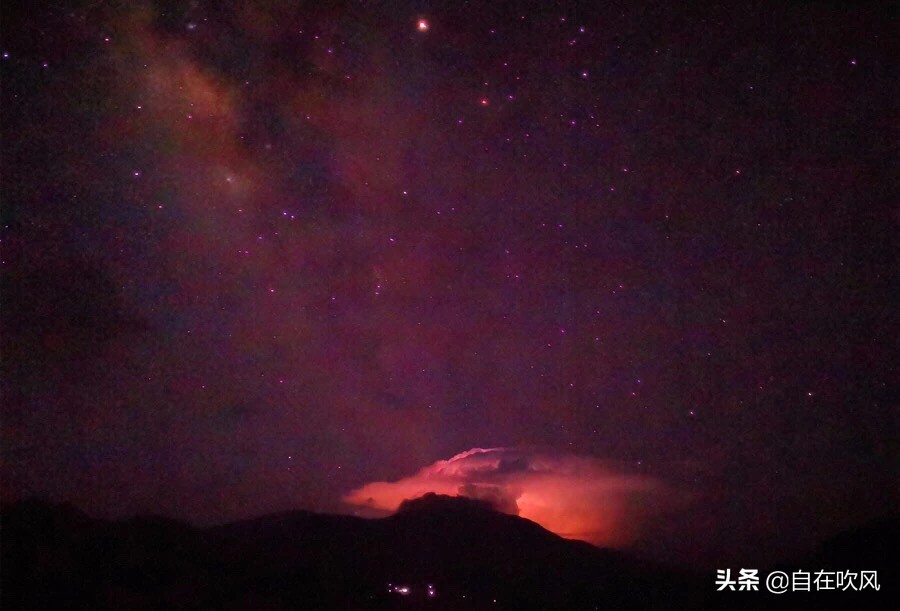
[417,19,429,32]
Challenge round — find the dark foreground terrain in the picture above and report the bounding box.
[1,495,895,609]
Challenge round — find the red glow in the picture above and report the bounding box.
[343,448,664,547]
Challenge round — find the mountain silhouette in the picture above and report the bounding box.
[2,496,894,609]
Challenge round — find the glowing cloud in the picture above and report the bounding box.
[343,448,666,547]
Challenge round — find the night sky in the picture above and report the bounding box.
[2,0,894,567]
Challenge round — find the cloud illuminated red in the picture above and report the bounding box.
[343,448,666,547]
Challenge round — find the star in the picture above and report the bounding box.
[2,0,891,576]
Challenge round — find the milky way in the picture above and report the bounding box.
[2,1,894,566]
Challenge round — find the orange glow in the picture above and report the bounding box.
[343,448,664,547]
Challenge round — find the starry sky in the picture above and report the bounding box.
[1,0,895,567]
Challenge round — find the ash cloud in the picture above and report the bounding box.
[343,448,668,547]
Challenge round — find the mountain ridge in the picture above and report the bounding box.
[2,496,894,609]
